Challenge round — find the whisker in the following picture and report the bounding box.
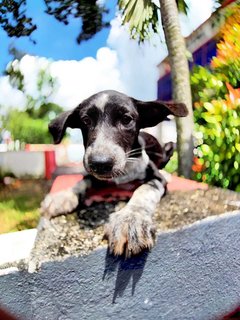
[126,148,142,155]
[122,169,128,176]
[112,168,127,178]
[119,168,126,175]
[144,151,168,157]
[126,143,156,156]
[127,157,139,161]
[130,150,174,158]
[126,158,139,163]
[127,152,141,157]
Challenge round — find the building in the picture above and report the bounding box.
[157,0,236,101]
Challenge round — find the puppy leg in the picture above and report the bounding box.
[40,179,90,219]
[104,178,165,257]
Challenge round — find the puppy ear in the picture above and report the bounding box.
[134,99,188,128]
[49,107,80,144]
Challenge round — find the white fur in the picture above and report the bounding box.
[95,93,109,111]
[113,152,149,184]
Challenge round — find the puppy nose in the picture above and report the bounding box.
[89,155,114,174]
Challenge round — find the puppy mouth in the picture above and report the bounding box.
[88,168,123,180]
[91,172,113,180]
[86,165,126,181]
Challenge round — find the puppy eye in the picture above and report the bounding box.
[82,116,91,126]
[121,115,133,125]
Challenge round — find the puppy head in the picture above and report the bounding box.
[49,90,188,180]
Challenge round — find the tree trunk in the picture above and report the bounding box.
[159,0,194,178]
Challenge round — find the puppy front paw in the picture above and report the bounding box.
[104,207,156,257]
[40,190,79,219]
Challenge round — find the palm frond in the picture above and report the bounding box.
[176,0,189,15]
[118,0,160,42]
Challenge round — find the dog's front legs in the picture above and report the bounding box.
[104,177,165,257]
[40,179,91,219]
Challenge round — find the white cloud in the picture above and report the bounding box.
[180,0,214,36]
[96,0,106,6]
[0,76,26,115]
[48,17,168,107]
[49,47,124,109]
[107,16,167,101]
[0,49,124,111]
[18,55,51,100]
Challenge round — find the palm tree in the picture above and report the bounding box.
[159,0,194,177]
[118,0,194,177]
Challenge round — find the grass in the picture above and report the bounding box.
[0,179,49,234]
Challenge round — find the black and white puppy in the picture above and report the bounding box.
[41,90,188,256]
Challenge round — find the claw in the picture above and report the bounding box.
[104,208,156,257]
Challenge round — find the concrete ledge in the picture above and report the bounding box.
[0,229,37,266]
[1,210,240,319]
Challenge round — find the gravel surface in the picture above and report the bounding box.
[29,187,240,269]
[155,188,240,230]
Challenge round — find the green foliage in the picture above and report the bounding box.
[117,0,202,42]
[164,151,178,174]
[118,0,160,42]
[45,0,110,43]
[0,0,110,44]
[215,60,240,88]
[211,3,240,72]
[6,58,56,108]
[26,101,63,120]
[193,99,240,191]
[191,65,227,103]
[6,59,63,118]
[176,0,189,15]
[191,60,240,104]
[4,110,52,144]
[192,83,240,189]
[0,0,36,38]
[191,5,240,191]
[1,58,63,144]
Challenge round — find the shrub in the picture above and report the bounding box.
[191,65,227,103]
[4,110,52,144]
[191,4,240,191]
[193,85,240,191]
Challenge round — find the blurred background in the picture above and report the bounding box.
[0,0,239,234]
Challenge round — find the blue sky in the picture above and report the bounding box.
[0,0,117,72]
